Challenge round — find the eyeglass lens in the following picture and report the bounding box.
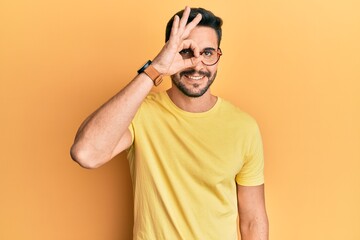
[179,48,222,66]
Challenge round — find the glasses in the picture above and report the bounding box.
[179,48,222,66]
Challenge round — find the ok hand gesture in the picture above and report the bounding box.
[152,6,203,76]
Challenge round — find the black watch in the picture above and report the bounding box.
[137,60,152,74]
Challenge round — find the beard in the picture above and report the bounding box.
[171,69,217,98]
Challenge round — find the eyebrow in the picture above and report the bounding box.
[202,47,216,51]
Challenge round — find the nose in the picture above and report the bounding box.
[192,57,205,71]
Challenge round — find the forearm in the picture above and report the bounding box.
[239,216,269,240]
[70,73,154,168]
[237,184,269,240]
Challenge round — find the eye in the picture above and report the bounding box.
[203,49,215,57]
[179,49,193,55]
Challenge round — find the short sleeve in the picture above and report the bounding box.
[128,123,135,144]
[235,122,265,186]
[126,99,144,153]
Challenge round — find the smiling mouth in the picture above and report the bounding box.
[180,69,210,80]
[185,75,205,80]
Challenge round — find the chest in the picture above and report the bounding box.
[136,114,248,182]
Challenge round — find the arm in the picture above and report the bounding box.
[70,6,202,169]
[70,75,153,169]
[237,184,269,240]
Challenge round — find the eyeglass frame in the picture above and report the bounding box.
[179,48,223,66]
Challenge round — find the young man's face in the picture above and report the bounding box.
[171,26,220,98]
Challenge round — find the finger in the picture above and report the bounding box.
[170,15,180,37]
[182,13,202,38]
[179,40,200,57]
[179,6,191,31]
[191,43,200,58]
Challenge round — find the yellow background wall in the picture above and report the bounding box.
[1,0,359,239]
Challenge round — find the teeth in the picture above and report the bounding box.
[187,75,203,80]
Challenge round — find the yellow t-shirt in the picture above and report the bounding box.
[128,92,264,240]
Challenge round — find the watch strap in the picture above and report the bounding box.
[143,63,163,86]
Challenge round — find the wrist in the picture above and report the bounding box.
[150,58,168,76]
[138,60,163,86]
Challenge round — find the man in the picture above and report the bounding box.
[71,6,269,240]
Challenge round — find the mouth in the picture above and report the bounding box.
[184,75,205,80]
[180,69,210,81]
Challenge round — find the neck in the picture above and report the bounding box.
[166,88,218,113]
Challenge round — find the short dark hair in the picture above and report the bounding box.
[165,8,223,46]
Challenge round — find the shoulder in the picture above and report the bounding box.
[143,91,167,106]
[135,91,169,119]
[218,98,259,128]
[144,91,162,102]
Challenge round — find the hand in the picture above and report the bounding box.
[152,6,203,76]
